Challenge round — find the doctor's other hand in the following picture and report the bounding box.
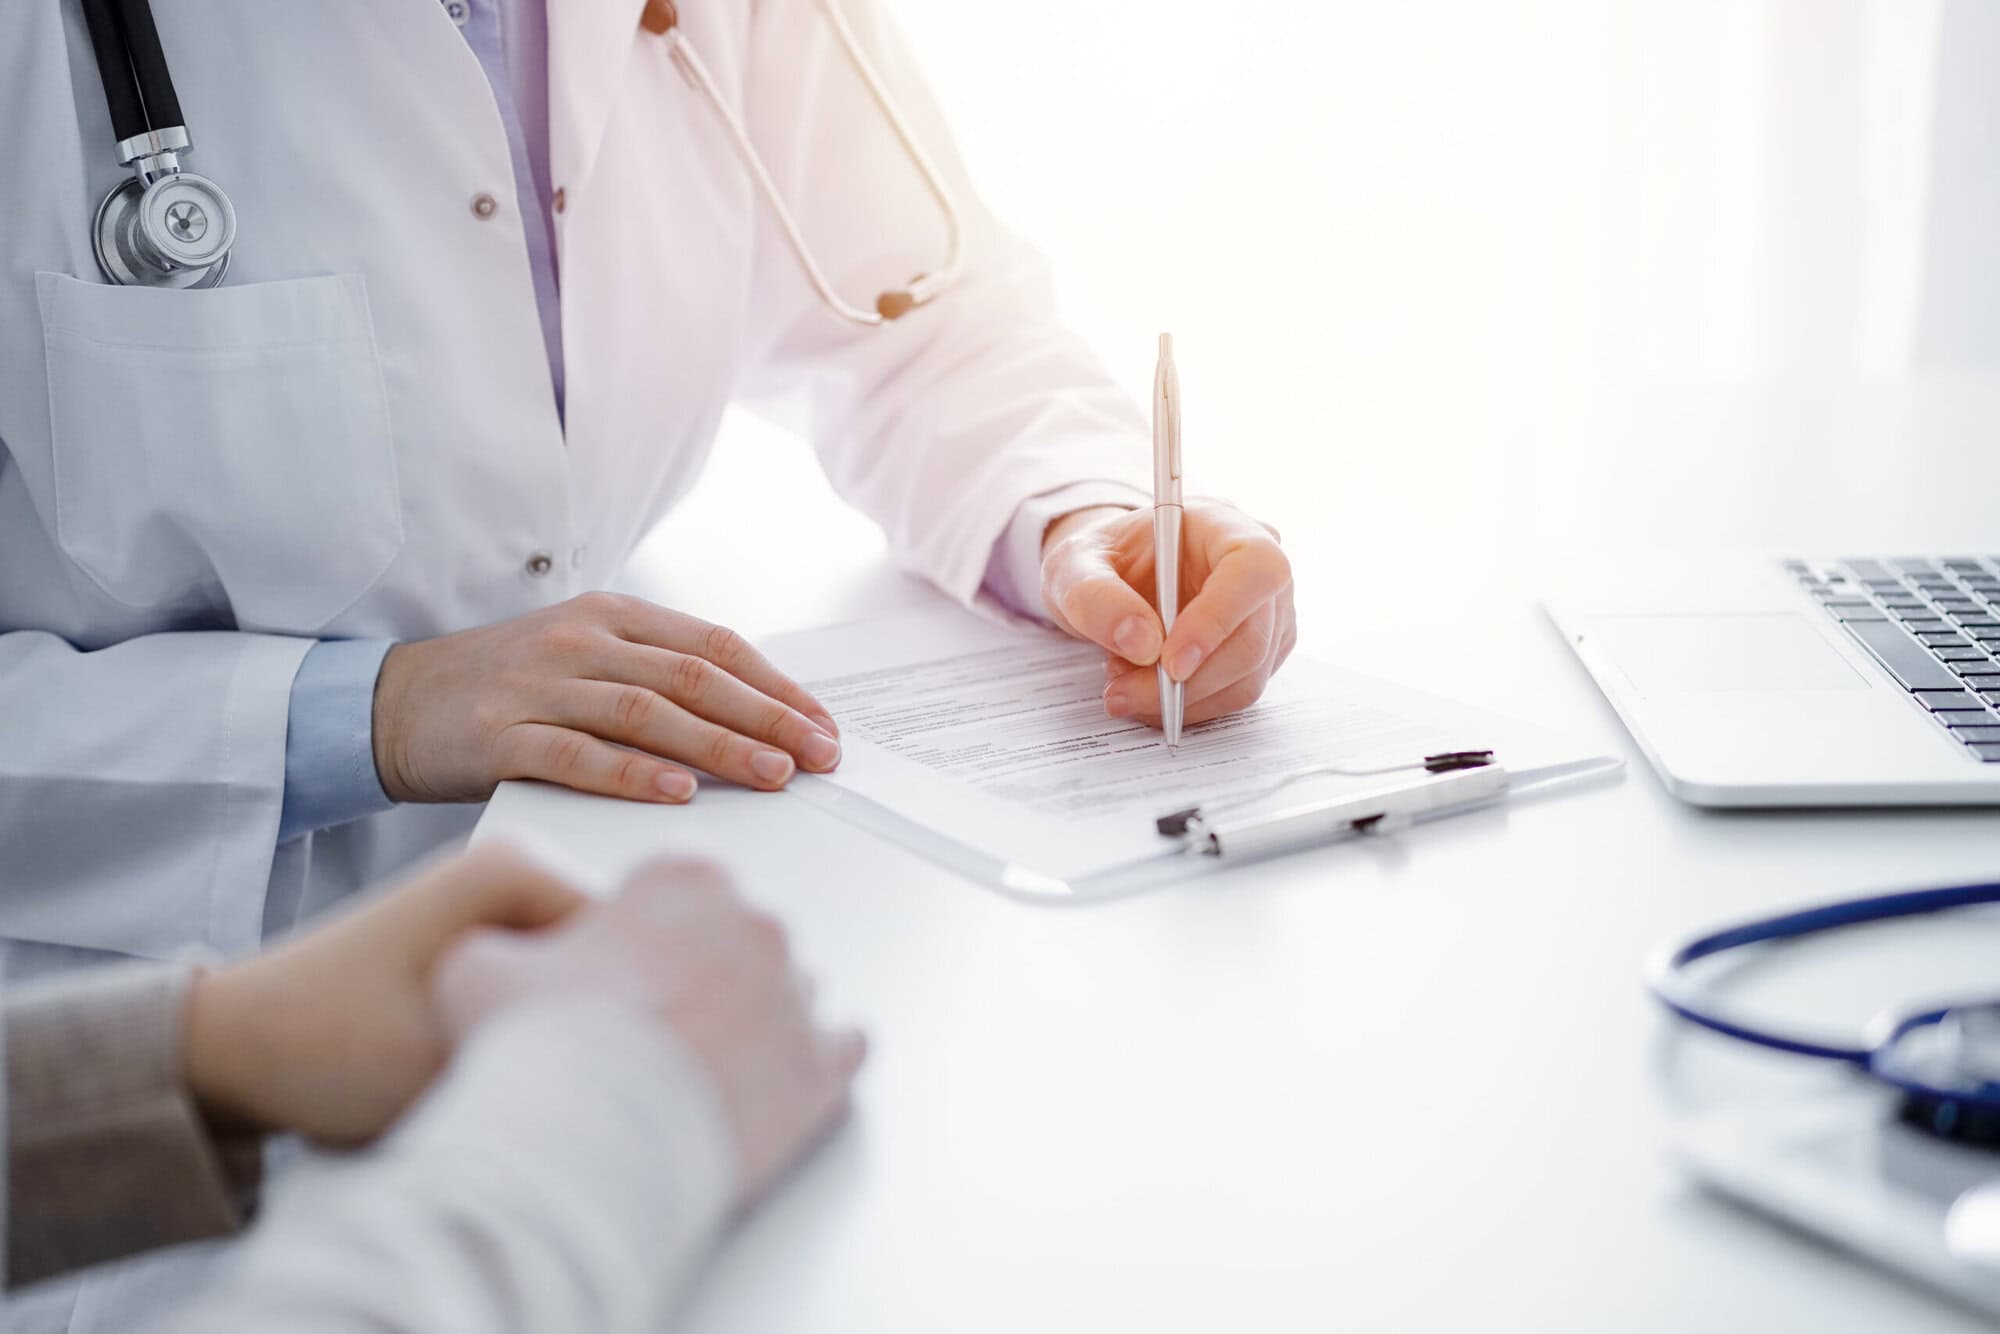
[433,856,867,1205]
[373,593,842,806]
[1040,499,1296,727]
[181,842,589,1147]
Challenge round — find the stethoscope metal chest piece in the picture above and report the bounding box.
[1650,881,2000,1147]
[83,0,236,288]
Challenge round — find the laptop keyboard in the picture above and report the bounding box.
[1790,557,2000,761]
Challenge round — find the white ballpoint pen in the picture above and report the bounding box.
[1153,333,1185,752]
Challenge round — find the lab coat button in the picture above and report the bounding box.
[525,551,555,578]
[471,193,499,220]
[442,0,470,26]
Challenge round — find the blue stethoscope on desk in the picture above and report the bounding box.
[1650,881,2000,1147]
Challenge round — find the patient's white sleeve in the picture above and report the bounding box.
[150,999,737,1334]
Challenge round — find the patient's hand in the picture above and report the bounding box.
[432,855,866,1204]
[181,842,589,1146]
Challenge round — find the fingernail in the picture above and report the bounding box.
[657,771,696,801]
[1104,689,1133,717]
[801,731,841,771]
[1113,616,1154,661]
[808,712,840,739]
[751,750,794,785]
[1168,644,1203,681]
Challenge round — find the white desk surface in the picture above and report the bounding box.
[475,381,2000,1332]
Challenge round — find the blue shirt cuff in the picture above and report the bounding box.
[279,640,396,843]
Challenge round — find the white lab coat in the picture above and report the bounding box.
[1,3,1145,1326]
[0,0,1148,963]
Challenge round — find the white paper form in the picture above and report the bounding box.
[762,606,1616,898]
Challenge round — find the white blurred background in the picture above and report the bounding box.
[635,0,2000,650]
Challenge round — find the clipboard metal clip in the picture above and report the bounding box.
[1154,750,1505,859]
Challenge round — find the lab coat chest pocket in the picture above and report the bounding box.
[34,271,404,635]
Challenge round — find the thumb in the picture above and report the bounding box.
[1045,542,1165,664]
[389,842,591,958]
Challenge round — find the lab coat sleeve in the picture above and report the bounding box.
[0,629,311,960]
[734,0,1154,613]
[149,999,737,1334]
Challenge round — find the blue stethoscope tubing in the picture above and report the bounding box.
[1647,880,2000,1132]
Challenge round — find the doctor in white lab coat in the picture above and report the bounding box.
[0,1,1295,964]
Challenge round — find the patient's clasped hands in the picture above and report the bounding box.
[183,843,864,1202]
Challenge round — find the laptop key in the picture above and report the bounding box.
[1963,676,2000,691]
[1845,622,1965,689]
[1935,711,1992,728]
[1938,647,1991,661]
[1951,661,2000,676]
[1919,633,1970,648]
[1970,744,2000,762]
[1952,726,2000,743]
[1915,690,1986,711]
[1956,616,2000,629]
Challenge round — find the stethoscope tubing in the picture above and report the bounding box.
[80,0,183,143]
[1647,879,2000,1067]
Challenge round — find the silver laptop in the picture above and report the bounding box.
[1544,555,2000,805]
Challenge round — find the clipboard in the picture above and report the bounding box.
[763,606,1625,905]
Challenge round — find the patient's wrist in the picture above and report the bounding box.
[180,964,273,1137]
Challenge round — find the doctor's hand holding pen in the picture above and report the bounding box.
[1039,498,1297,731]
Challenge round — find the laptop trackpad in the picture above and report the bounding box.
[1588,613,1871,696]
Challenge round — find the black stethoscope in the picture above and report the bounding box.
[79,0,964,320]
[1650,881,2000,1147]
[82,0,236,288]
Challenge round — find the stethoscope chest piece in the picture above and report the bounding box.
[93,170,235,289]
[80,0,236,289]
[1873,1003,2000,1146]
